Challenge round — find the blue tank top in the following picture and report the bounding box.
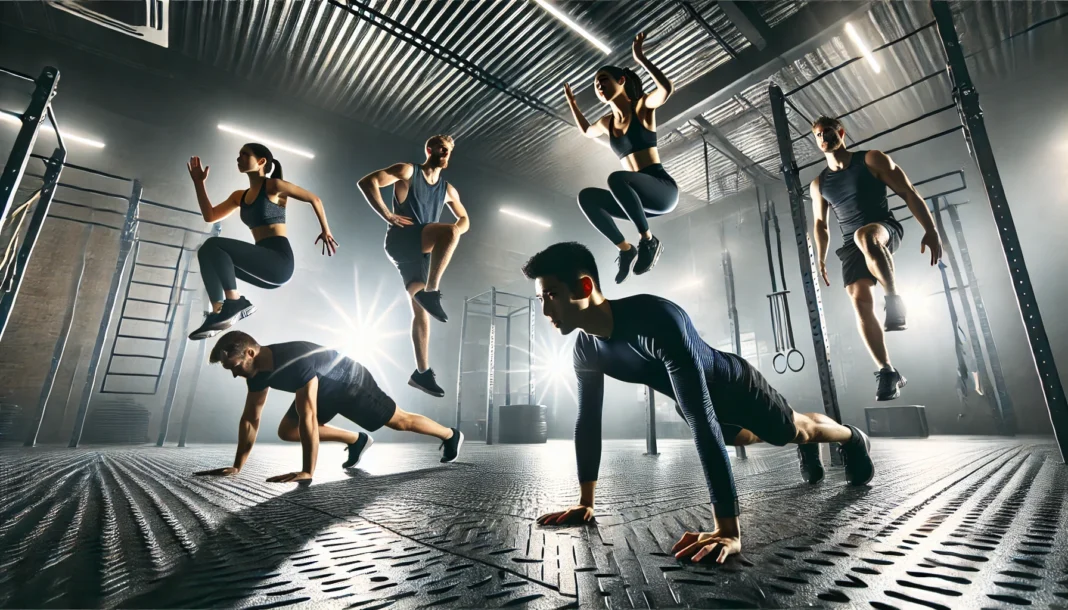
[240,181,286,229]
[818,151,893,237]
[609,105,658,159]
[393,163,447,225]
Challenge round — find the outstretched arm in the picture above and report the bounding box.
[866,150,942,264]
[633,33,674,109]
[357,162,415,226]
[187,156,240,222]
[270,179,337,255]
[195,389,268,476]
[267,378,320,482]
[536,340,601,526]
[232,389,268,471]
[651,306,738,519]
[444,183,470,234]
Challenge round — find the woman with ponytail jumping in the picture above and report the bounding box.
[186,143,338,340]
[564,33,678,283]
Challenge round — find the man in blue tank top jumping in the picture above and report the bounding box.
[358,135,470,398]
[809,116,942,401]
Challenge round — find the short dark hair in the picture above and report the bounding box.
[812,116,843,132]
[210,330,259,363]
[521,242,601,293]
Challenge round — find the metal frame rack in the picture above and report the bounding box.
[0,63,215,448]
[455,287,536,445]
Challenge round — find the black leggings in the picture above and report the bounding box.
[197,235,294,303]
[577,164,678,245]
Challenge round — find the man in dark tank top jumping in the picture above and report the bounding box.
[809,116,942,401]
[358,135,470,398]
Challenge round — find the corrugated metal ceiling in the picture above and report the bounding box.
[5,0,1066,215]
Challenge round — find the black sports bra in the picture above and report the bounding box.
[608,105,658,159]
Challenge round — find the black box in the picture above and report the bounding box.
[865,405,929,438]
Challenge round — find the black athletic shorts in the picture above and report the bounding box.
[384,224,430,288]
[283,367,397,432]
[708,357,798,446]
[836,219,904,287]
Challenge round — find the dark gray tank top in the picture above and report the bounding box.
[240,181,286,229]
[393,163,447,225]
[818,151,893,237]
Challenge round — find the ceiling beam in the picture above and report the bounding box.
[658,1,872,135]
[692,116,779,184]
[716,1,773,50]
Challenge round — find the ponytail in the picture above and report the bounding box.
[244,142,283,180]
[597,65,645,104]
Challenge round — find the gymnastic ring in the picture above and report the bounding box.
[773,352,788,374]
[787,349,805,372]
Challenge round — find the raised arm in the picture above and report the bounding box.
[187,156,240,223]
[865,150,942,265]
[357,162,415,227]
[444,183,470,234]
[810,178,832,286]
[562,83,609,138]
[632,33,674,109]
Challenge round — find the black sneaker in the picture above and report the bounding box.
[884,295,907,331]
[440,428,464,463]
[633,235,663,275]
[217,296,256,327]
[409,368,445,397]
[414,290,448,323]
[614,246,638,284]
[875,367,906,401]
[797,444,825,484]
[343,432,374,468]
[188,311,226,340]
[838,425,875,486]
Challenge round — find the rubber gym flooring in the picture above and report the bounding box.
[0,437,1065,609]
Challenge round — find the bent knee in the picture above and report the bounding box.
[440,223,461,240]
[277,420,299,441]
[578,187,605,207]
[197,237,221,259]
[854,226,885,252]
[386,408,411,431]
[846,281,875,304]
[606,171,633,191]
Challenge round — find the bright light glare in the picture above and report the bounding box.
[532,0,612,54]
[0,112,106,148]
[217,123,316,159]
[845,22,881,74]
[532,334,578,405]
[306,267,408,393]
[675,277,704,291]
[500,206,552,228]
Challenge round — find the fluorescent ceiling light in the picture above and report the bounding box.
[0,111,106,148]
[217,123,315,159]
[845,22,881,74]
[500,206,552,228]
[532,0,611,54]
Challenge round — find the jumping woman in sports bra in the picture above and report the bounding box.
[564,33,678,284]
[186,143,337,340]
